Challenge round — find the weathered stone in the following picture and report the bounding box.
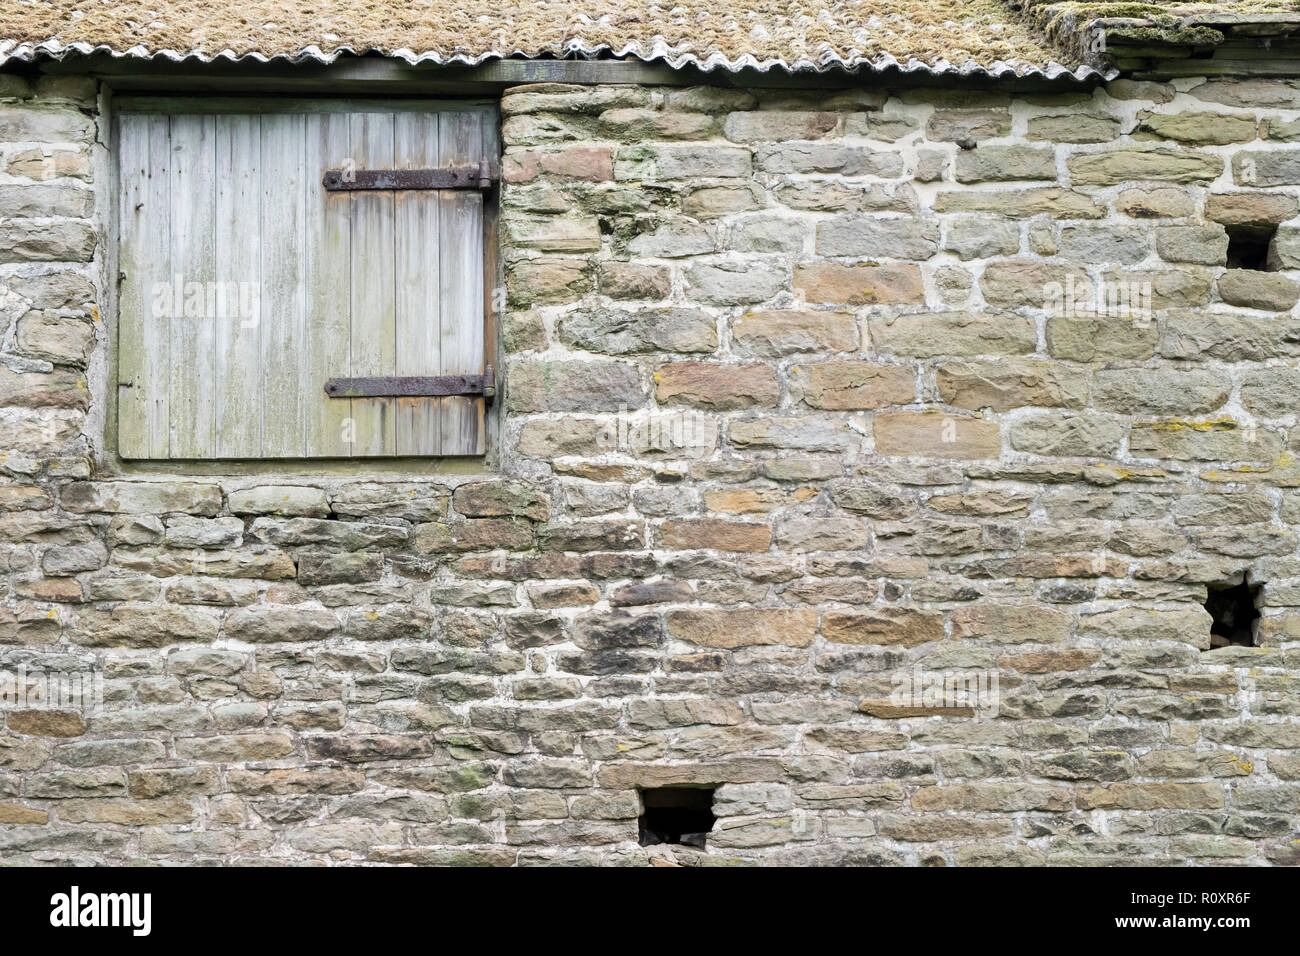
[824,608,944,646]
[71,604,222,648]
[248,517,407,551]
[1117,185,1196,219]
[1080,607,1212,650]
[503,145,613,182]
[6,146,92,180]
[815,216,939,259]
[0,220,96,263]
[684,258,787,305]
[228,485,329,517]
[793,361,914,410]
[1092,368,1231,416]
[1068,149,1223,185]
[298,552,384,586]
[223,607,340,643]
[1045,315,1157,361]
[794,262,924,305]
[756,141,901,176]
[731,310,859,356]
[955,145,1056,182]
[1010,414,1124,458]
[1234,150,1300,186]
[869,312,1035,358]
[453,481,550,521]
[722,214,808,254]
[328,483,447,522]
[1187,78,1300,109]
[0,105,94,142]
[1077,783,1225,811]
[42,541,107,575]
[62,481,222,516]
[1241,367,1300,417]
[6,709,86,737]
[1206,191,1300,226]
[934,187,1104,219]
[913,783,1071,812]
[1027,113,1122,142]
[506,215,601,253]
[1218,270,1300,312]
[942,219,1019,260]
[14,311,95,365]
[681,182,764,218]
[1058,224,1149,265]
[617,144,751,180]
[174,733,296,763]
[774,516,873,550]
[980,260,1090,310]
[937,359,1087,411]
[1129,419,1280,462]
[777,180,918,213]
[926,109,1009,143]
[873,411,1001,459]
[666,609,817,648]
[507,360,644,412]
[598,108,717,142]
[1155,225,1228,265]
[627,221,716,258]
[1136,110,1256,146]
[724,111,837,143]
[596,262,672,301]
[1270,225,1300,270]
[951,604,1069,644]
[654,362,780,409]
[659,519,771,552]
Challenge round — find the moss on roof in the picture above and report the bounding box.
[0,1,1296,70]
[0,0,1067,68]
[1014,1,1300,59]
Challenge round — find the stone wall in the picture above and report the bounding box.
[1,69,1299,864]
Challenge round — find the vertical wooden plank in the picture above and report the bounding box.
[168,114,218,458]
[116,114,172,459]
[480,109,500,457]
[259,113,310,458]
[303,112,354,458]
[115,114,151,459]
[438,110,486,456]
[212,114,263,457]
[393,112,441,456]
[348,112,397,457]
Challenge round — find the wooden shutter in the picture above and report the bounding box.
[116,103,495,459]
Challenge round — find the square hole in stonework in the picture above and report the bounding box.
[638,787,716,848]
[1205,575,1261,648]
[1226,224,1278,271]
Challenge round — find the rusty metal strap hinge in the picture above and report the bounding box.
[324,366,495,403]
[322,160,494,191]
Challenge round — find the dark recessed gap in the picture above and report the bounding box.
[1205,575,1261,648]
[638,786,716,848]
[1226,224,1278,271]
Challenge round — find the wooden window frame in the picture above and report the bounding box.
[103,93,501,474]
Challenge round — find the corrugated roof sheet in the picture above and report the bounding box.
[3,2,1295,77]
[0,38,1112,80]
[0,1,1106,77]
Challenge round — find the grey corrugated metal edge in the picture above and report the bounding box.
[0,38,1115,81]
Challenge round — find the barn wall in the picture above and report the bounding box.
[1,71,1299,864]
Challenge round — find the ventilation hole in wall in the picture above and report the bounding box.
[1205,575,1261,648]
[638,786,716,848]
[1226,224,1278,271]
